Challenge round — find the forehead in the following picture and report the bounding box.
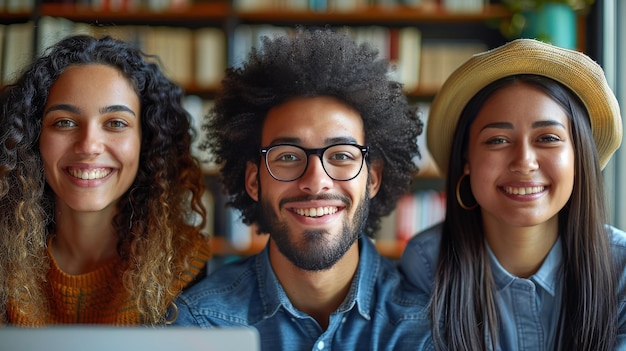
[46,64,137,104]
[472,83,570,129]
[46,64,140,111]
[262,96,365,146]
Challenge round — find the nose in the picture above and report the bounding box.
[509,141,538,174]
[298,155,334,194]
[74,124,104,157]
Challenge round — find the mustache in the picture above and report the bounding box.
[279,193,351,208]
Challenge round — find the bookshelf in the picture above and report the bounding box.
[0,0,518,260]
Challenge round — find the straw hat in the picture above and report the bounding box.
[427,38,622,174]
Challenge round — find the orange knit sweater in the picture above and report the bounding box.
[7,235,211,325]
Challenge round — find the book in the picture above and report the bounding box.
[195,27,226,89]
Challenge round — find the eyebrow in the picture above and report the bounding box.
[100,105,137,117]
[44,104,80,116]
[44,104,137,117]
[480,120,566,131]
[268,136,359,145]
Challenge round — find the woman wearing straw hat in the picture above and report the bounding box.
[399,38,625,350]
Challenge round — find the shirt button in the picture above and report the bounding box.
[317,341,325,350]
[341,317,347,324]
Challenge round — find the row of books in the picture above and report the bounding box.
[232,24,487,94]
[2,0,488,14]
[0,22,33,85]
[234,0,421,12]
[0,17,227,88]
[14,0,199,12]
[391,190,446,242]
[0,0,34,13]
[233,0,485,13]
[1,18,486,97]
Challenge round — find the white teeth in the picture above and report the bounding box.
[68,168,112,180]
[503,186,545,195]
[294,206,338,218]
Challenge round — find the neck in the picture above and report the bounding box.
[483,216,559,278]
[51,202,120,275]
[269,239,360,330]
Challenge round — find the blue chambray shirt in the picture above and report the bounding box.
[399,223,626,350]
[172,237,434,351]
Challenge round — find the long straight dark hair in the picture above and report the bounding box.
[430,74,617,350]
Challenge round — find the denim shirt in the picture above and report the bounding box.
[172,237,433,351]
[399,223,626,350]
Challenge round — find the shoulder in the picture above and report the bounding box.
[361,241,430,322]
[173,255,262,326]
[608,225,626,274]
[399,223,442,271]
[397,223,442,294]
[178,256,258,304]
[607,225,626,337]
[608,225,626,249]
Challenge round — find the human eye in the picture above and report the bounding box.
[270,146,303,164]
[277,153,300,162]
[105,119,129,130]
[485,136,508,145]
[537,134,562,143]
[326,145,360,164]
[52,119,77,129]
[329,151,356,162]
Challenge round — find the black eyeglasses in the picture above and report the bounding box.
[259,143,369,182]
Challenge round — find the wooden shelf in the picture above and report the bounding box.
[37,3,510,26]
[0,11,32,23]
[39,2,231,24]
[235,4,511,24]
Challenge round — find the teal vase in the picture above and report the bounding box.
[521,2,577,49]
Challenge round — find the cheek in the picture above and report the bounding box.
[466,150,500,179]
[346,174,371,204]
[39,134,63,170]
[547,149,576,187]
[116,135,142,165]
[257,173,286,202]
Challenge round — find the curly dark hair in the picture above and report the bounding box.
[203,27,422,237]
[0,34,206,325]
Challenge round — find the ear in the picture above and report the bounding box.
[463,162,470,175]
[367,161,383,198]
[245,161,259,201]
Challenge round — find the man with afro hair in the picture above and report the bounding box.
[172,27,432,350]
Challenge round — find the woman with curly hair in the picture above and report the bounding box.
[172,27,432,350]
[400,39,625,350]
[0,34,211,326]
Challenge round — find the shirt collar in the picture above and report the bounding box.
[487,237,562,296]
[253,236,378,320]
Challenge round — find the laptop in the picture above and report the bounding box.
[0,326,260,351]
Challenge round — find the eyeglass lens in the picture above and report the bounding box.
[265,144,366,181]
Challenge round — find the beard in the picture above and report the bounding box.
[256,187,370,272]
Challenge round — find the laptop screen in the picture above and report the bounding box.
[0,326,260,351]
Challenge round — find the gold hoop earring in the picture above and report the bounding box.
[456,174,478,210]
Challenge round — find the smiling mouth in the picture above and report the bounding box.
[67,168,112,180]
[502,186,545,195]
[293,206,339,218]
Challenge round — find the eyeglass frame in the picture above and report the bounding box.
[259,143,370,182]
